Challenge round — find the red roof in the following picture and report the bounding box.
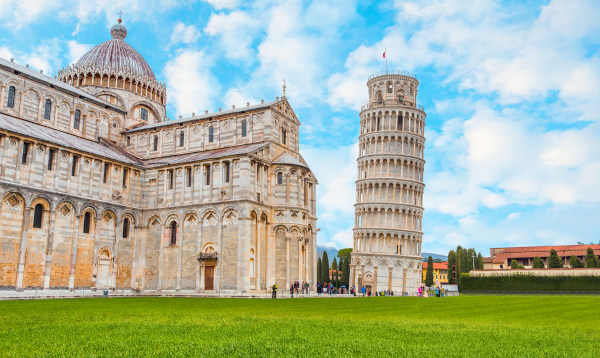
[483,257,494,263]
[490,244,600,264]
[422,262,447,270]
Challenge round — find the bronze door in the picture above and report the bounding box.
[205,266,214,290]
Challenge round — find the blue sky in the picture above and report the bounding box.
[1,0,599,256]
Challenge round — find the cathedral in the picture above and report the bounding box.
[0,19,317,294]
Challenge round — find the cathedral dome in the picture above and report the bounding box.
[74,19,155,80]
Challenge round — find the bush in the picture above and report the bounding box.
[532,256,545,269]
[585,247,599,268]
[547,249,563,268]
[570,255,584,268]
[460,273,600,292]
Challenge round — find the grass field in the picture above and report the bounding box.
[0,296,599,357]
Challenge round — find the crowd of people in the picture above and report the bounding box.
[418,285,446,297]
[270,282,448,298]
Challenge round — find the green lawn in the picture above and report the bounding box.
[0,296,598,357]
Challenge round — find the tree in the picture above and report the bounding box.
[317,257,322,283]
[332,258,338,286]
[321,252,330,283]
[342,254,350,287]
[477,252,484,270]
[447,250,456,284]
[425,256,434,287]
[337,248,352,260]
[570,255,584,268]
[511,259,519,269]
[532,256,545,269]
[547,249,563,268]
[585,247,599,268]
[466,248,476,272]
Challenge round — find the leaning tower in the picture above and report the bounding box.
[350,71,425,295]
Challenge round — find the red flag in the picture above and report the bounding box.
[383,51,386,59]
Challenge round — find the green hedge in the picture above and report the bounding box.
[460,273,600,293]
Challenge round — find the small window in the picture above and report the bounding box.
[7,86,15,108]
[83,212,91,234]
[170,221,177,245]
[257,193,261,202]
[71,155,79,176]
[282,128,286,145]
[208,127,214,143]
[127,136,131,146]
[140,107,148,121]
[242,120,247,137]
[44,99,52,120]
[186,167,192,187]
[103,163,110,183]
[205,165,210,185]
[168,169,174,189]
[47,149,55,171]
[225,162,230,183]
[277,172,283,185]
[387,81,393,93]
[153,135,158,151]
[122,218,130,238]
[122,168,129,188]
[33,204,43,229]
[179,131,184,147]
[22,142,30,165]
[74,109,81,130]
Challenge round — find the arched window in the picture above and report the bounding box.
[242,120,247,137]
[377,91,383,104]
[83,212,91,234]
[122,218,130,238]
[74,109,81,130]
[281,128,287,145]
[33,204,43,228]
[277,172,283,185]
[387,81,393,93]
[7,86,15,108]
[208,127,214,143]
[179,131,184,147]
[397,114,403,130]
[376,117,381,131]
[43,99,52,120]
[153,135,158,151]
[169,221,177,245]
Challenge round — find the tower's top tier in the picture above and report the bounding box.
[364,71,422,112]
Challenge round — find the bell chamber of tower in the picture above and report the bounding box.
[350,71,426,296]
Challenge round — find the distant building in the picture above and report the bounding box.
[422,262,448,284]
[483,244,600,269]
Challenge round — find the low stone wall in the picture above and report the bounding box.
[470,268,600,277]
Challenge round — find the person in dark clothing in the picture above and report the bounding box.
[272,284,278,299]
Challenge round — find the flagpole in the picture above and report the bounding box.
[385,48,387,74]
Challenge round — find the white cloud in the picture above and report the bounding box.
[170,22,200,46]
[205,11,260,60]
[66,40,92,65]
[164,50,218,117]
[203,0,239,10]
[0,46,13,60]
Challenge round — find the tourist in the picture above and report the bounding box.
[290,284,294,298]
[435,286,440,298]
[361,286,366,297]
[441,287,445,298]
[272,283,278,299]
[317,282,322,295]
[418,286,422,297]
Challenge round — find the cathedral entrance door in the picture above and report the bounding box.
[204,266,214,290]
[97,251,111,289]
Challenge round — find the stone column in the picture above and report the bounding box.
[68,215,80,290]
[42,209,56,289]
[285,236,290,290]
[255,219,261,290]
[297,237,302,282]
[373,266,378,294]
[15,206,31,291]
[18,91,25,116]
[0,85,5,109]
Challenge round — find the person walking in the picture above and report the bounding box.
[290,284,294,298]
[435,286,440,298]
[272,283,278,299]
[361,286,366,297]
